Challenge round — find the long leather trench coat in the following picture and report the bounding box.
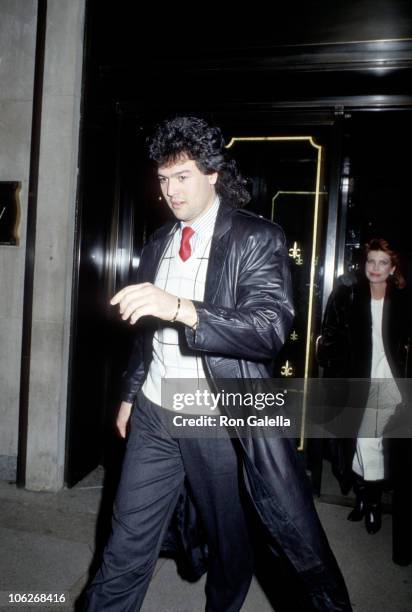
[121,202,352,611]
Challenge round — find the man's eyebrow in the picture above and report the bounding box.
[157,169,192,178]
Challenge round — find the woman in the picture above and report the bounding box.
[317,238,410,535]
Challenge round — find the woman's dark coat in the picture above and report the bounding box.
[317,276,411,490]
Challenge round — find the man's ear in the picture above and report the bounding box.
[208,172,218,185]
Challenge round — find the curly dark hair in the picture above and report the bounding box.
[147,116,250,207]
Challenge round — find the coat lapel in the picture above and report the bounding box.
[351,281,372,377]
[203,203,233,303]
[382,281,403,378]
[142,221,178,283]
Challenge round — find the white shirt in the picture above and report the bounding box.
[370,298,392,379]
[142,198,220,409]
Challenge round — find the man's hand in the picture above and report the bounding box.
[116,401,133,438]
[110,283,198,327]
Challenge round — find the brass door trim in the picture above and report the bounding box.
[226,136,324,448]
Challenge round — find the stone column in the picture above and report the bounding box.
[25,0,86,490]
[0,0,37,480]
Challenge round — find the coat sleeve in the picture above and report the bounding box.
[120,328,146,403]
[185,226,294,361]
[119,239,153,404]
[317,285,351,372]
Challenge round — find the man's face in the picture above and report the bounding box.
[157,157,218,225]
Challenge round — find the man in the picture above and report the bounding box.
[85,116,352,611]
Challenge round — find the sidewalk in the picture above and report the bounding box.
[0,465,411,611]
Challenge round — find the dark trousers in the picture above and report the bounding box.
[85,392,254,611]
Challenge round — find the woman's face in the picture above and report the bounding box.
[365,249,395,284]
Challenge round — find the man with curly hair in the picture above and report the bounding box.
[85,116,352,611]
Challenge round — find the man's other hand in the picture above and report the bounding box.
[110,283,197,327]
[116,401,133,438]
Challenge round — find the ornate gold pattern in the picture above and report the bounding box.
[288,241,303,265]
[280,360,294,377]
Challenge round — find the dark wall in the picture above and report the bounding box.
[84,0,412,113]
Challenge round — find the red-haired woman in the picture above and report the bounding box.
[318,238,410,538]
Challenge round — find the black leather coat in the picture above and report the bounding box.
[121,202,352,611]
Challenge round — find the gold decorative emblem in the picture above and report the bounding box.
[288,241,303,265]
[290,331,298,341]
[280,360,294,377]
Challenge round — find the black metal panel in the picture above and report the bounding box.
[337,110,412,276]
[65,107,168,485]
[65,105,118,485]
[84,1,412,110]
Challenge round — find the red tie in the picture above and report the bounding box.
[179,226,195,261]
